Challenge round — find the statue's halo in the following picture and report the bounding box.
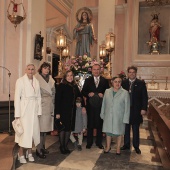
[76,7,93,22]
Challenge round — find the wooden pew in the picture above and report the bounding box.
[148,103,170,170]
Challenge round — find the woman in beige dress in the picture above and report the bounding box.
[35,62,55,158]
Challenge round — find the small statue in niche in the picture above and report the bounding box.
[146,13,166,54]
[149,13,161,42]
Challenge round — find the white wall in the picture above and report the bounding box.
[0,0,46,101]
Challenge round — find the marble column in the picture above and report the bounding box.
[98,0,115,76]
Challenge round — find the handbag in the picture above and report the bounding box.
[12,119,24,137]
[54,118,65,132]
[89,93,103,108]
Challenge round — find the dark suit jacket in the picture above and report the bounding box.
[122,78,148,124]
[81,76,109,128]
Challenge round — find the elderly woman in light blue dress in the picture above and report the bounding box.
[100,76,130,155]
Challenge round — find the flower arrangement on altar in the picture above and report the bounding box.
[64,55,104,76]
[118,71,126,80]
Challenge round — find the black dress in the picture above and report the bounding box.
[55,82,84,131]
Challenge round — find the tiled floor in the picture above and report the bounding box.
[0,118,163,170]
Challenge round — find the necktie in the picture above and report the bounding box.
[129,81,134,93]
[95,77,99,88]
[129,81,134,106]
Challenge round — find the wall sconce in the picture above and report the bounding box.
[99,43,106,76]
[7,0,26,29]
[105,32,115,78]
[62,45,69,57]
[34,32,44,61]
[99,43,106,58]
[56,28,67,78]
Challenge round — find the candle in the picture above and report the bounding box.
[13,4,18,12]
[60,38,64,46]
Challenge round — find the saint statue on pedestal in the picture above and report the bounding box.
[73,7,97,57]
[146,12,166,54]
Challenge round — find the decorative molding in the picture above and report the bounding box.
[47,0,68,17]
[115,4,125,14]
[46,16,59,21]
[59,0,73,11]
[133,61,170,67]
[131,0,170,65]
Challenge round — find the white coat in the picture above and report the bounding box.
[35,74,55,132]
[14,74,42,148]
[100,87,130,135]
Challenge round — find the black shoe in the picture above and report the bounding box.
[104,147,111,153]
[59,146,67,154]
[97,144,104,149]
[120,145,130,150]
[42,145,49,154]
[41,148,49,154]
[77,145,82,151]
[65,147,71,154]
[116,152,121,155]
[135,148,141,154]
[36,150,46,159]
[86,145,91,149]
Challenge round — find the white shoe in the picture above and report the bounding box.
[18,154,27,164]
[26,150,35,162]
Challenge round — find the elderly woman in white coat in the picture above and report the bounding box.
[100,76,130,155]
[14,64,42,163]
[35,62,55,158]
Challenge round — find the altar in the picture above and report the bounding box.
[147,90,170,99]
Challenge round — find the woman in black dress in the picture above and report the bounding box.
[55,70,85,154]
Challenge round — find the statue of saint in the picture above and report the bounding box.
[146,13,162,54]
[73,7,97,57]
[149,13,161,42]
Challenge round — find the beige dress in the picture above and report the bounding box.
[35,74,55,132]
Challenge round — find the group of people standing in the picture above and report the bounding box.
[14,62,148,164]
[14,62,55,163]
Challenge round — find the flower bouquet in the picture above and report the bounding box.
[118,71,126,80]
[64,55,102,76]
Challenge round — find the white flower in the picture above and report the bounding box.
[85,63,89,67]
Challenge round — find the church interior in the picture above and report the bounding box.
[0,0,170,169]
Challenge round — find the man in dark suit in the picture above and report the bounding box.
[121,66,148,154]
[82,64,109,149]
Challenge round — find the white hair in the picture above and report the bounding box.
[26,63,35,68]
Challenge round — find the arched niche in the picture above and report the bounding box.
[46,24,72,55]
